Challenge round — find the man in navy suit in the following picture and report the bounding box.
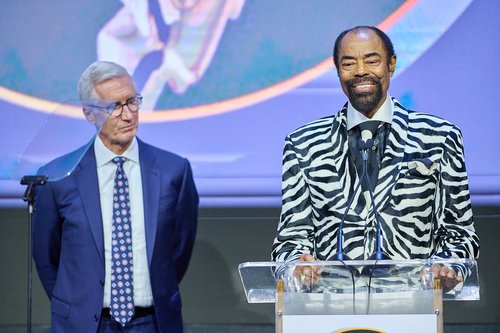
[33,60,198,332]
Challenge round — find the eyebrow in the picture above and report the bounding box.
[340,55,357,62]
[341,52,382,62]
[364,52,381,59]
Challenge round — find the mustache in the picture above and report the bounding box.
[346,77,380,89]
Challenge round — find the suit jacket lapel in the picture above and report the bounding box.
[331,107,368,219]
[77,143,105,264]
[374,99,409,210]
[138,140,160,267]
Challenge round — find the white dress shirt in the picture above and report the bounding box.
[346,95,394,130]
[94,136,153,307]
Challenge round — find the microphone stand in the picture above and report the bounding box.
[362,156,385,261]
[358,139,392,288]
[20,175,47,333]
[327,139,374,295]
[334,177,363,262]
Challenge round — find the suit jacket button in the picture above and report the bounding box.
[99,280,104,286]
[94,314,99,321]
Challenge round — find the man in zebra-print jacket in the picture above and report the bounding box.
[271,26,479,291]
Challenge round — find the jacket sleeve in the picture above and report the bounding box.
[173,159,198,282]
[271,136,315,262]
[32,168,62,299]
[433,126,479,260]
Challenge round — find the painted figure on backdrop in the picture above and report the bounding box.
[97,0,246,111]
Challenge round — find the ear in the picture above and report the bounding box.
[82,107,96,124]
[389,55,397,76]
[333,60,341,77]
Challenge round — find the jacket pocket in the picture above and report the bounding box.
[169,290,182,312]
[51,296,71,318]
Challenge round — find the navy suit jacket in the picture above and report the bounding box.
[33,138,198,333]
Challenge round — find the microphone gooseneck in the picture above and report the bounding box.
[358,121,387,261]
[333,127,375,262]
[329,123,383,295]
[334,121,390,263]
[334,178,363,261]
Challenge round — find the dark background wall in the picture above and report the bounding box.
[1,206,498,328]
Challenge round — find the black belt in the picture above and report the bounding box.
[101,307,155,319]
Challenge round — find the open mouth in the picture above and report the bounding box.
[353,82,376,93]
[348,77,380,95]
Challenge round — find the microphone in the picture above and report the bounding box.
[326,122,382,290]
[359,129,374,151]
[332,122,378,262]
[357,121,392,278]
[359,122,386,259]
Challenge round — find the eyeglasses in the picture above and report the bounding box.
[89,95,143,118]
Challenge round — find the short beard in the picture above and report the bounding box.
[346,77,383,116]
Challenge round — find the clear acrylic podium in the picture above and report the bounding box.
[239,259,479,333]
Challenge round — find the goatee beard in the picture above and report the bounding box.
[346,77,383,116]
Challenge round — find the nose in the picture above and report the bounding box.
[120,104,134,120]
[354,62,368,77]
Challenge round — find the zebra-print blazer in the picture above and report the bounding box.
[272,98,479,262]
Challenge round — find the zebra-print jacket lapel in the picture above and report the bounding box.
[329,99,411,220]
[373,99,409,211]
[329,105,369,220]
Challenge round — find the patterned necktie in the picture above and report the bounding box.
[110,157,135,325]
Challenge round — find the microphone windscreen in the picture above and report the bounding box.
[361,129,373,143]
[358,121,382,137]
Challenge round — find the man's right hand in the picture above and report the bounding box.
[293,253,322,284]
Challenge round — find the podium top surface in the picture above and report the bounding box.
[238,259,479,303]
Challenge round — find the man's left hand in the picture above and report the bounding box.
[431,263,463,292]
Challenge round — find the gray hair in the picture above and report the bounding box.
[78,61,134,100]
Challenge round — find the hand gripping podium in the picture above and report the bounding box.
[239,259,479,333]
